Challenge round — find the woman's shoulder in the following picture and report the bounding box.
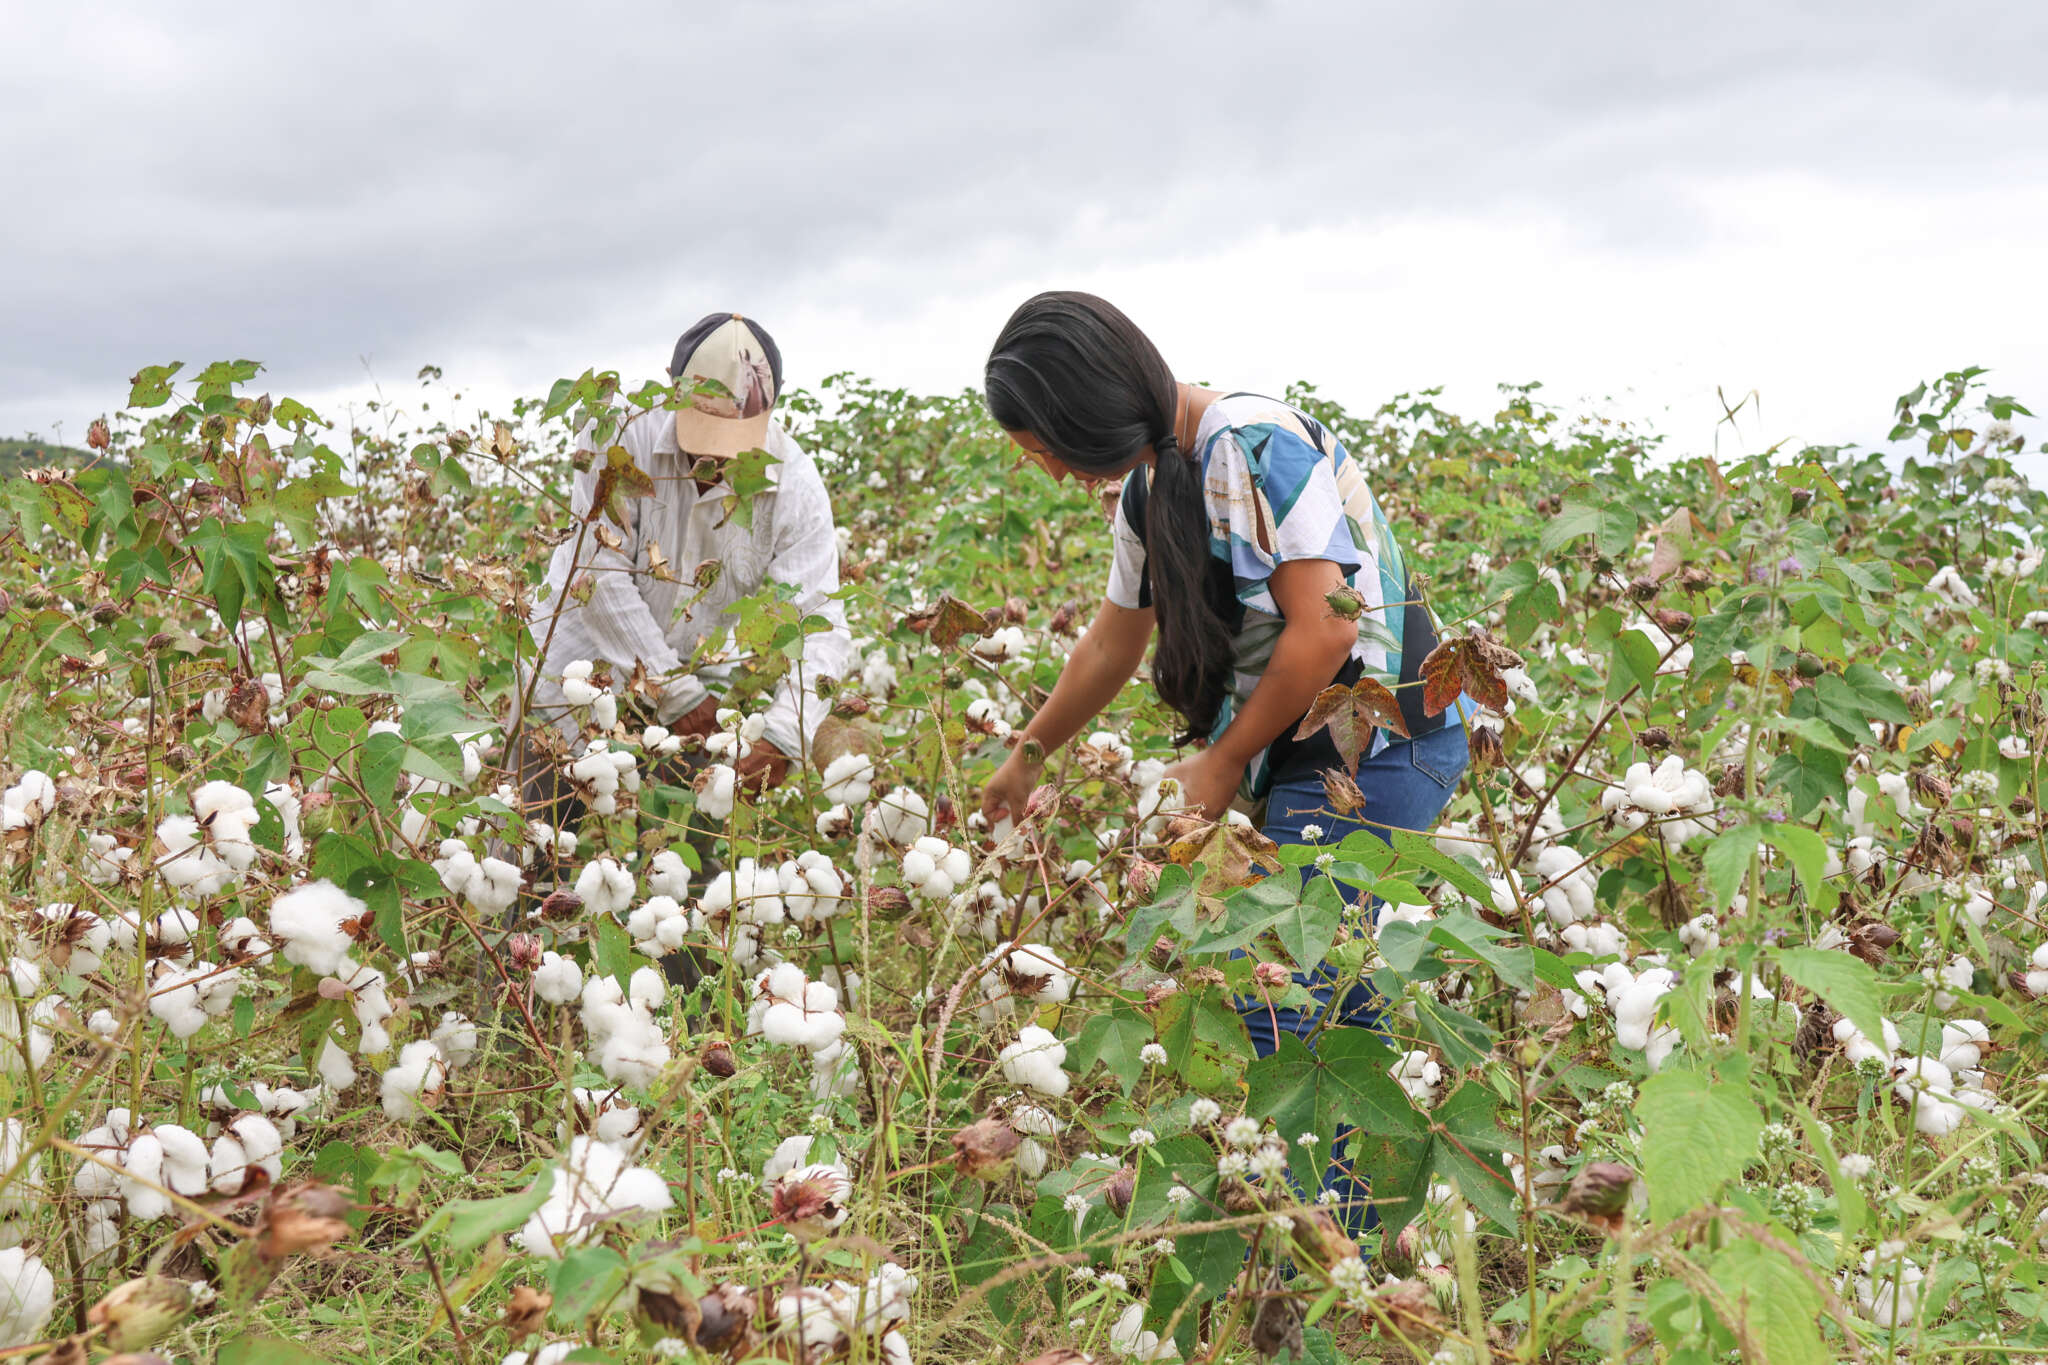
[1201,393,1332,457]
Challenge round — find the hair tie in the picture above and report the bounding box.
[1155,432,1181,460]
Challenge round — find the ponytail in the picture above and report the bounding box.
[984,290,1236,743]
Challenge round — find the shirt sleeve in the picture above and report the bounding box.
[1207,425,1364,602]
[755,432,853,761]
[531,411,687,688]
[1103,470,1151,610]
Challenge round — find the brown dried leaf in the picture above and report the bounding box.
[928,594,994,650]
[500,1285,551,1343]
[1420,634,1523,715]
[1166,818,1283,894]
[1295,678,1410,770]
[646,537,675,582]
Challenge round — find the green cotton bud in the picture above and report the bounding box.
[87,1275,194,1350]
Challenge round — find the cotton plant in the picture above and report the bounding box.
[565,741,638,816]
[433,841,524,918]
[516,1135,673,1259]
[867,787,931,846]
[998,1025,1070,1099]
[0,771,58,834]
[1598,756,1715,846]
[901,836,971,901]
[692,858,787,969]
[624,895,689,955]
[976,944,1076,1024]
[747,963,848,1052]
[781,850,849,923]
[704,708,767,764]
[574,856,635,919]
[579,969,672,1089]
[379,1039,450,1119]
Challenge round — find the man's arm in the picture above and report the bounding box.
[751,449,853,767]
[532,412,700,721]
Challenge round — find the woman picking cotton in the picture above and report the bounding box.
[977,291,1471,1059]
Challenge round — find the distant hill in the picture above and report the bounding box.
[0,438,94,478]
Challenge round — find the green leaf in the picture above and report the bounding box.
[127,361,185,408]
[1711,1239,1830,1365]
[1703,824,1762,911]
[1154,988,1249,1092]
[1638,1068,1762,1221]
[1607,627,1662,702]
[1765,747,1846,820]
[1248,1032,1419,1191]
[1774,948,1885,1050]
[1541,491,1640,559]
[1762,825,1829,908]
[1429,910,1533,992]
[1067,999,1153,1094]
[551,1245,629,1323]
[444,1170,553,1251]
[219,1336,329,1365]
[1384,828,1499,908]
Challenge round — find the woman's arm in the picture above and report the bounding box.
[1166,558,1358,818]
[980,597,1155,820]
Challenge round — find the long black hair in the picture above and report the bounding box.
[984,291,1235,742]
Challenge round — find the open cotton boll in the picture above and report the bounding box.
[695,764,738,821]
[749,965,847,1051]
[533,952,584,1005]
[973,625,1028,662]
[1677,913,1720,957]
[153,816,235,898]
[625,897,689,955]
[517,1135,673,1260]
[342,963,396,1054]
[0,771,58,831]
[1611,968,1677,1051]
[645,849,691,901]
[120,1133,170,1220]
[821,753,876,806]
[869,787,931,846]
[1110,1302,1177,1361]
[465,857,523,916]
[380,1040,449,1119]
[763,1134,821,1183]
[816,803,855,840]
[208,1114,284,1193]
[781,851,847,923]
[268,881,364,977]
[2024,942,2048,998]
[0,1247,55,1346]
[998,1025,1069,1098]
[433,1012,480,1069]
[569,1087,645,1145]
[574,858,635,920]
[810,1037,863,1105]
[146,964,211,1039]
[978,944,1075,1022]
[1939,1020,1990,1073]
[950,881,1008,940]
[1391,1050,1444,1105]
[81,832,133,884]
[595,1011,671,1089]
[192,780,262,870]
[1854,1249,1925,1328]
[1080,730,1135,778]
[151,1124,210,1198]
[902,836,970,901]
[559,660,600,707]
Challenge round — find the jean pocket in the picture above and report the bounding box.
[1409,724,1470,789]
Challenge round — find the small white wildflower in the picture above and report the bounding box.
[1189,1098,1222,1126]
[1138,1043,1169,1067]
[1300,824,1326,842]
[1128,1128,1157,1148]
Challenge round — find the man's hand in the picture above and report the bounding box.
[735,739,792,793]
[980,743,1044,824]
[667,693,722,739]
[1162,748,1241,822]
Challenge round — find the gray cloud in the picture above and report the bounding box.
[4,0,2046,436]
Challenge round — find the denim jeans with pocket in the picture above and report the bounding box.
[1234,704,1472,1230]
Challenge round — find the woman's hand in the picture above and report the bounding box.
[980,744,1043,824]
[1162,748,1241,822]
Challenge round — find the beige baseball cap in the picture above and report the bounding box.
[669,312,783,458]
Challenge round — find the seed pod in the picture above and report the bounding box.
[1467,722,1504,771]
[1678,565,1714,591]
[1002,595,1029,624]
[536,888,583,920]
[1320,768,1366,815]
[1125,860,1163,901]
[1651,608,1695,635]
[701,1040,737,1078]
[87,417,112,451]
[254,1182,354,1258]
[866,886,914,921]
[1639,726,1673,751]
[1557,1161,1635,1231]
[86,1275,193,1351]
[1287,1209,1359,1274]
[1101,1165,1135,1214]
[506,934,545,971]
[1626,576,1659,601]
[1324,585,1367,620]
[1146,936,1178,972]
[951,1116,1021,1180]
[830,692,872,719]
[694,1284,758,1354]
[499,1285,551,1342]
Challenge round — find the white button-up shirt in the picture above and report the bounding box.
[525,408,851,760]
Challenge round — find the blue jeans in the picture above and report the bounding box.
[1236,709,1471,1230]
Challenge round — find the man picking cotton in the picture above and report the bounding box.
[519,313,850,810]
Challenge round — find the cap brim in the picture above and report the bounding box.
[675,407,772,459]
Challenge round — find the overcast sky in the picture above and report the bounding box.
[7,1,2047,471]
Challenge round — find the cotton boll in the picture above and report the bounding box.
[629,967,666,1012]
[433,1012,480,1070]
[153,816,235,898]
[380,1040,449,1119]
[120,1133,170,1220]
[979,944,1075,1023]
[560,660,600,708]
[1391,1050,1444,1106]
[209,1114,284,1193]
[645,849,691,901]
[269,881,364,977]
[1677,913,1720,957]
[574,857,635,920]
[146,964,210,1039]
[590,691,618,731]
[902,836,970,900]
[344,963,396,1055]
[517,1136,673,1259]
[696,764,738,821]
[1109,1302,1176,1360]
[870,788,931,846]
[998,1026,1069,1098]
[467,857,524,917]
[533,952,584,1005]
[624,897,689,955]
[781,851,847,923]
[1612,968,1677,1051]
[595,1012,671,1089]
[0,1247,55,1346]
[816,803,855,840]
